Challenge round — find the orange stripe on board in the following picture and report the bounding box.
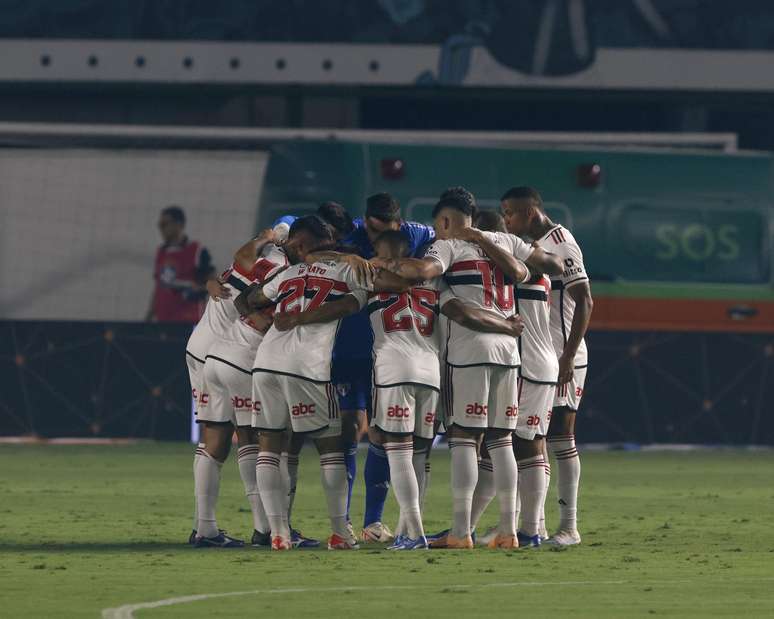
[591,297,774,333]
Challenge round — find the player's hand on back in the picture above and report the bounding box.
[342,254,375,288]
[273,311,301,331]
[557,350,575,384]
[506,314,525,337]
[206,277,231,301]
[448,227,482,243]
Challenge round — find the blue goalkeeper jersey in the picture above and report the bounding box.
[333,219,435,360]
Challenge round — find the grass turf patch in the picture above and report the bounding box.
[1,444,773,618]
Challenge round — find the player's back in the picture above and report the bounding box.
[427,232,525,368]
[254,260,367,381]
[186,263,252,359]
[516,272,559,383]
[368,279,441,389]
[537,224,589,366]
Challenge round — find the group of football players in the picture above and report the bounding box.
[184,184,592,551]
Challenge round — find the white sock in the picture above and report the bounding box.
[195,450,223,538]
[237,445,269,533]
[256,451,289,539]
[548,434,580,531]
[320,453,348,537]
[486,435,518,537]
[470,458,495,530]
[281,452,300,527]
[412,448,427,514]
[449,437,478,539]
[385,442,423,539]
[192,445,203,529]
[540,455,551,536]
[517,454,546,537]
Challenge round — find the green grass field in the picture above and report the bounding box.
[1,444,773,618]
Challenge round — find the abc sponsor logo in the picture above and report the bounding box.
[505,405,518,418]
[291,402,316,417]
[526,415,541,426]
[424,412,436,424]
[199,392,210,405]
[231,396,254,410]
[387,405,411,418]
[575,387,584,397]
[465,403,488,416]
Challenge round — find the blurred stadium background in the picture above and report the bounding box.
[1,0,773,446]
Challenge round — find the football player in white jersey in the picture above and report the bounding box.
[186,229,281,547]
[238,215,408,551]
[372,187,562,549]
[462,210,558,548]
[501,186,593,547]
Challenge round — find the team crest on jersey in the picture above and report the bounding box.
[336,383,351,397]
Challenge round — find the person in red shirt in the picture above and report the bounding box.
[146,206,214,323]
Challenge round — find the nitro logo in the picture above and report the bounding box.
[387,405,410,418]
[505,405,518,417]
[465,403,488,416]
[291,403,316,416]
[231,396,253,410]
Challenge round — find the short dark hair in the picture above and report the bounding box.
[500,186,543,205]
[366,192,401,223]
[317,201,354,237]
[161,205,185,225]
[475,209,506,233]
[373,229,410,257]
[288,215,334,243]
[432,186,477,219]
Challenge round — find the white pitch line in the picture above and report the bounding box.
[101,580,627,619]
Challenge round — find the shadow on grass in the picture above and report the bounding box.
[0,542,262,553]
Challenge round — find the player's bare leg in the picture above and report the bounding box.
[546,407,581,545]
[483,428,519,549]
[513,435,547,548]
[256,429,291,550]
[234,426,270,546]
[194,422,244,547]
[314,435,358,550]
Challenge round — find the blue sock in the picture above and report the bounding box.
[363,442,391,528]
[344,442,358,520]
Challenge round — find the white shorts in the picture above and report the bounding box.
[515,378,554,440]
[372,383,438,440]
[553,366,588,411]
[186,352,206,416]
[444,364,520,432]
[252,371,341,438]
[199,350,255,427]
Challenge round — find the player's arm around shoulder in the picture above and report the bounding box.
[234,283,272,317]
[441,297,524,337]
[273,294,361,331]
[305,250,374,288]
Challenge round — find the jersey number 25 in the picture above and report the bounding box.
[380,289,438,336]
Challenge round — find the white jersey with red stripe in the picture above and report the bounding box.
[185,262,253,361]
[537,224,589,367]
[222,244,289,349]
[426,231,534,367]
[368,278,442,390]
[516,273,559,383]
[254,260,369,382]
